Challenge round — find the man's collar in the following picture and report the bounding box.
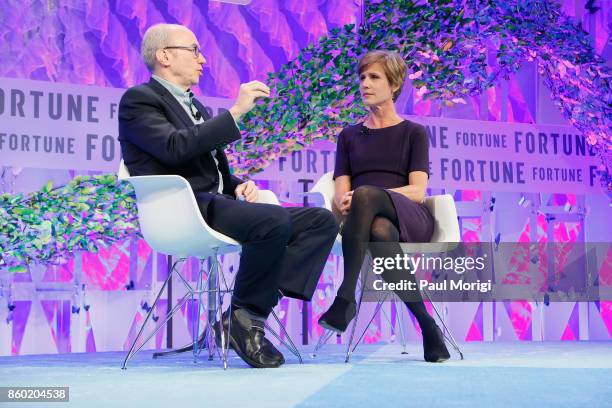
[151,75,191,99]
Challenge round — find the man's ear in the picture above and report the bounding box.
[155,49,169,67]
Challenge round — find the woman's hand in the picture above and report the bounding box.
[334,175,352,216]
[388,171,428,204]
[339,190,353,215]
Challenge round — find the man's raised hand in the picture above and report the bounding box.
[229,81,270,121]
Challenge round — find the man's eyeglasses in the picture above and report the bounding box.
[163,45,201,58]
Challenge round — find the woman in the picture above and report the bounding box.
[318,50,450,362]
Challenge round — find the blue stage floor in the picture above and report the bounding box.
[1,342,611,407]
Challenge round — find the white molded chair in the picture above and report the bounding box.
[307,171,463,361]
[118,160,301,369]
[308,172,342,256]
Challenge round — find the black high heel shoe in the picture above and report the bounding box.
[318,297,357,333]
[422,323,451,363]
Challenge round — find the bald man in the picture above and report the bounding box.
[118,24,337,368]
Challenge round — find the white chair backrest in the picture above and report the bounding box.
[258,189,280,205]
[118,159,131,180]
[399,196,460,253]
[422,195,460,243]
[310,171,335,211]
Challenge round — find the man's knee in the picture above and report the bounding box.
[311,207,339,232]
[258,206,291,242]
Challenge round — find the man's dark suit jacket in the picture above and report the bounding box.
[118,78,244,208]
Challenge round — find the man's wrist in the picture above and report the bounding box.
[229,106,243,122]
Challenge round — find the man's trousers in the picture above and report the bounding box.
[199,195,338,317]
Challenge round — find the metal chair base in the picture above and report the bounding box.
[122,253,232,370]
[311,329,339,358]
[265,310,303,364]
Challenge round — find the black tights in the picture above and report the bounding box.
[338,185,435,330]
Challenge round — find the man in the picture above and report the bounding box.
[118,24,338,368]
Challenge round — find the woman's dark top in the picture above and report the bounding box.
[333,119,434,242]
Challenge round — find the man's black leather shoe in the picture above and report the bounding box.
[216,308,285,368]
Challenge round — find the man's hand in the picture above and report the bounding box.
[339,190,353,215]
[229,81,270,121]
[234,180,259,203]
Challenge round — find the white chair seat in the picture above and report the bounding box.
[118,160,279,258]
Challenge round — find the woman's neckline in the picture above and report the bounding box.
[362,119,407,130]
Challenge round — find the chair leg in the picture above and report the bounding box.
[123,261,177,369]
[345,294,388,363]
[394,298,409,354]
[217,261,235,366]
[422,289,464,360]
[214,254,232,370]
[194,267,212,359]
[153,262,211,359]
[204,252,233,369]
[123,290,191,369]
[379,298,408,355]
[266,310,303,364]
[192,260,206,363]
[344,268,369,363]
[207,256,218,362]
[152,259,213,360]
[219,302,232,369]
[310,329,336,358]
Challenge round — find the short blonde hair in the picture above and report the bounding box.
[358,50,407,101]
